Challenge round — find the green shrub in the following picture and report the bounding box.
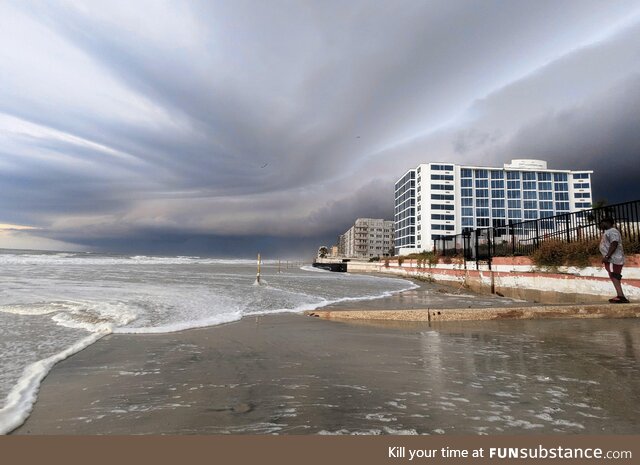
[623,237,640,254]
[531,239,599,268]
[406,251,439,267]
[531,241,565,267]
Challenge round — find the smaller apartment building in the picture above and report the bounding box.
[339,218,394,259]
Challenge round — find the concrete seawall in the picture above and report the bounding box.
[307,303,640,322]
[317,255,640,304]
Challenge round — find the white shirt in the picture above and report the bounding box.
[599,227,625,265]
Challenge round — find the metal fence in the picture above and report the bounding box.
[433,200,640,261]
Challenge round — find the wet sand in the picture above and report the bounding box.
[327,277,535,310]
[12,281,640,435]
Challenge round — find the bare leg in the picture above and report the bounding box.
[610,277,625,298]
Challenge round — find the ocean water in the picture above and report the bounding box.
[0,249,416,434]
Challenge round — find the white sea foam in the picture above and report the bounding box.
[300,265,330,273]
[0,252,417,434]
[115,311,243,334]
[0,253,275,267]
[1,300,138,333]
[0,330,109,435]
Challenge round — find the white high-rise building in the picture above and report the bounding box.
[394,159,593,255]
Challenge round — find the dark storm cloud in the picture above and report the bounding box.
[1,1,640,254]
[501,76,640,203]
[35,227,330,259]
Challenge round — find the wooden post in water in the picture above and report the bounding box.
[256,253,262,284]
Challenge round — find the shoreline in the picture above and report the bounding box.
[8,274,640,435]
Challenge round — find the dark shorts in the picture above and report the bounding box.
[604,262,623,276]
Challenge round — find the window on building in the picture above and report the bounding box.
[476,189,489,198]
[431,194,454,200]
[507,172,520,180]
[432,204,454,210]
[461,168,472,178]
[431,214,455,220]
[432,224,455,230]
[492,189,505,198]
[431,164,454,171]
[461,188,473,197]
[507,190,521,199]
[461,178,472,187]
[432,184,454,191]
[554,173,568,182]
[475,169,488,179]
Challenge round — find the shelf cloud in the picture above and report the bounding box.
[1,1,639,256]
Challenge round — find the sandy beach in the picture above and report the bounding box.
[12,280,640,435]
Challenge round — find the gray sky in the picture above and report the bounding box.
[1,0,639,257]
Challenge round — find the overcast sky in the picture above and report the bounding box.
[1,0,639,257]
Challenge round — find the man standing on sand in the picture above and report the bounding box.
[599,217,629,303]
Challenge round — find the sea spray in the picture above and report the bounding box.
[0,250,416,433]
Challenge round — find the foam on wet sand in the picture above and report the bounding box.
[12,312,640,435]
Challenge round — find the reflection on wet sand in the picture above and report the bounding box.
[14,315,640,435]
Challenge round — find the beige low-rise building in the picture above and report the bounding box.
[339,218,394,259]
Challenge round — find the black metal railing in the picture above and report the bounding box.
[433,200,640,261]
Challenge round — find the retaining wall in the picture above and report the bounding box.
[340,256,640,304]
